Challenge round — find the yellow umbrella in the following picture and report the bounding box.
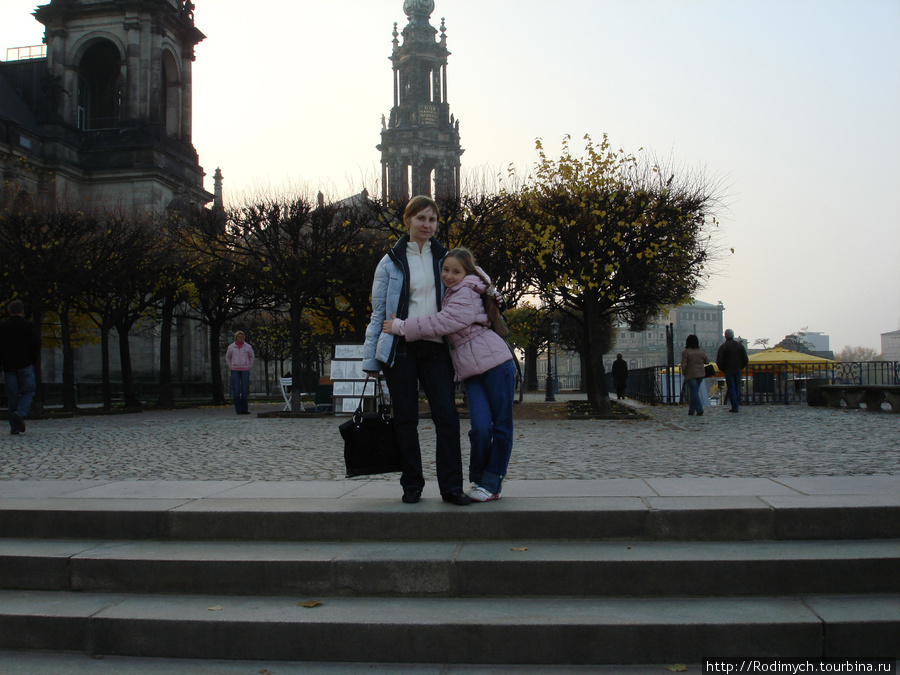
[748,346,834,366]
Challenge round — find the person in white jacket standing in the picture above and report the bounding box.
[384,248,515,502]
[225,331,254,414]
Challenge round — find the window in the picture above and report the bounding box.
[77,40,122,130]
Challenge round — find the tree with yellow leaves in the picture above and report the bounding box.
[509,134,725,412]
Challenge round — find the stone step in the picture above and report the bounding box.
[1,590,896,664]
[2,496,899,541]
[2,538,898,598]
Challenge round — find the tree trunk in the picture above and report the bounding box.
[157,294,175,408]
[262,357,271,396]
[525,344,539,391]
[209,321,225,405]
[59,305,77,411]
[116,321,141,409]
[100,323,112,410]
[289,303,304,411]
[584,304,612,413]
[31,308,44,414]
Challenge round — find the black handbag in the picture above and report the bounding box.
[704,363,717,378]
[339,378,403,477]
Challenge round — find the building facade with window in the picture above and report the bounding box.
[606,300,727,372]
[1,0,215,389]
[534,300,728,390]
[1,0,212,213]
[882,330,900,361]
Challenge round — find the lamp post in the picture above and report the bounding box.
[545,319,559,402]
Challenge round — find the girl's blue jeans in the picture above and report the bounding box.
[464,359,516,494]
[686,376,704,414]
[230,370,250,413]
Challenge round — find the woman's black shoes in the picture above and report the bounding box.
[401,490,421,504]
[401,490,472,505]
[441,492,472,506]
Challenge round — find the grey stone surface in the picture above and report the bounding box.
[2,591,835,663]
[1,396,897,483]
[4,536,897,597]
[0,650,672,674]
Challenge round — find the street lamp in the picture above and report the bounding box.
[545,319,559,402]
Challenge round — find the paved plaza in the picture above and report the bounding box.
[1,394,896,483]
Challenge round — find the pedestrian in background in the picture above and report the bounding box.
[716,328,749,412]
[612,353,628,400]
[680,334,708,416]
[225,331,254,414]
[0,300,41,435]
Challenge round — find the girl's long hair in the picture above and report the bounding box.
[446,247,502,326]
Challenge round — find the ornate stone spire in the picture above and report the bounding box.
[403,0,435,19]
[379,0,462,201]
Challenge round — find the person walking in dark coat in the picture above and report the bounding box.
[0,300,42,435]
[611,353,628,400]
[716,328,749,412]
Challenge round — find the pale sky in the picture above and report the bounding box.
[3,0,899,352]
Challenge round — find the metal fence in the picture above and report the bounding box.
[3,379,290,409]
[621,361,900,406]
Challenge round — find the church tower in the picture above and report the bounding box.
[24,0,211,211]
[378,0,463,202]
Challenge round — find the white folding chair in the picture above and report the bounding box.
[280,377,305,412]
[280,378,292,411]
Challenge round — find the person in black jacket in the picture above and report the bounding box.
[716,328,749,412]
[0,301,42,435]
[611,353,628,400]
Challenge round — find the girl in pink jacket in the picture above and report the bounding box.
[384,248,515,502]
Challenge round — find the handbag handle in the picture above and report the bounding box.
[352,378,391,422]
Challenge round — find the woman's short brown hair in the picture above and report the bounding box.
[403,195,440,226]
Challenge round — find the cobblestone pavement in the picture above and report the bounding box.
[1,397,897,482]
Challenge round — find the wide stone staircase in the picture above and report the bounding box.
[0,493,898,665]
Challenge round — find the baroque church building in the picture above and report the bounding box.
[378,0,463,201]
[1,0,214,389]
[1,0,212,212]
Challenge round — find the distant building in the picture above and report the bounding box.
[801,331,830,353]
[1,0,212,213]
[377,0,463,201]
[882,330,900,361]
[537,300,728,389]
[606,300,727,372]
[778,330,833,360]
[1,0,218,387]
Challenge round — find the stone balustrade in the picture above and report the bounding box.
[818,384,900,412]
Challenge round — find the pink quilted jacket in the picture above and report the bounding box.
[390,273,512,382]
